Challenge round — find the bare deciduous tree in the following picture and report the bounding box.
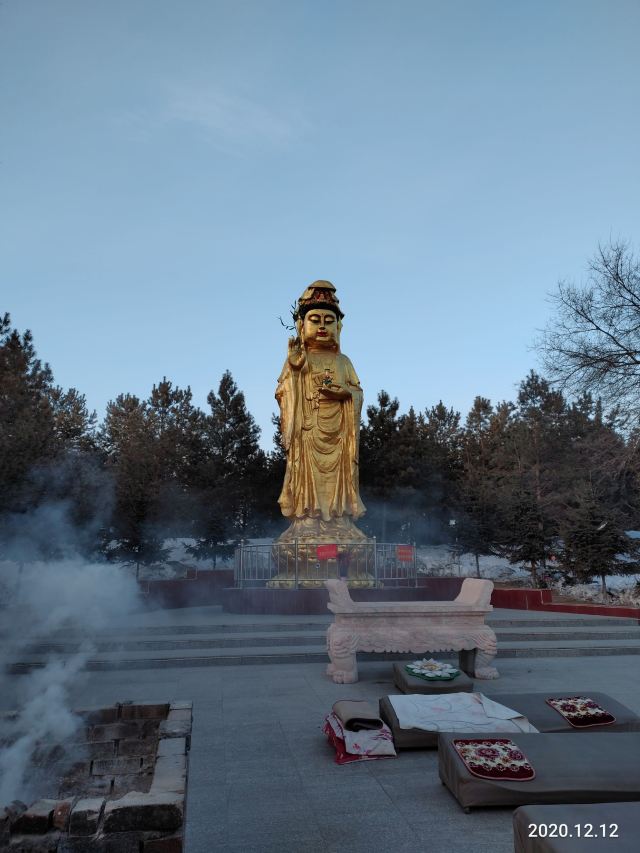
[539,241,640,425]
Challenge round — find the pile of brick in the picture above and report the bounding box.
[0,700,192,852]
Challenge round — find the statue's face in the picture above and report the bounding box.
[303,310,339,348]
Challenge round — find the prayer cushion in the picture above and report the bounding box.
[485,691,640,734]
[438,731,640,811]
[393,662,474,695]
[380,690,639,750]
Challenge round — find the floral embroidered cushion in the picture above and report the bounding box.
[453,738,535,781]
[545,696,616,728]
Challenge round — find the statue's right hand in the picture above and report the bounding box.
[288,336,305,368]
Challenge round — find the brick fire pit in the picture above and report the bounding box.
[1,700,192,852]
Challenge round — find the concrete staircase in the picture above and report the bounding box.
[8,609,640,673]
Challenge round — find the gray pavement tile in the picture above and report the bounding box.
[366,751,436,776]
[222,722,288,741]
[184,799,227,851]
[188,760,226,786]
[324,840,423,853]
[185,827,227,853]
[225,779,310,804]
[318,810,420,847]
[187,785,227,809]
[222,703,283,722]
[224,739,288,759]
[410,818,515,853]
[221,840,327,853]
[188,728,226,749]
[226,813,323,844]
[375,772,443,818]
[302,775,396,816]
[224,761,302,784]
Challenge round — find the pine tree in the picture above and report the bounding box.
[49,386,97,453]
[100,393,168,566]
[189,371,262,566]
[145,378,205,533]
[421,401,463,543]
[457,397,501,576]
[359,391,401,540]
[495,372,567,585]
[250,413,288,536]
[0,315,105,556]
[560,393,639,593]
[0,313,56,515]
[394,407,429,543]
[561,489,638,596]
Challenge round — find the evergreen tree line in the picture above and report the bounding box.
[1,308,639,587]
[0,312,282,568]
[359,376,639,591]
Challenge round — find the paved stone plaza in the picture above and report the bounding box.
[2,606,639,853]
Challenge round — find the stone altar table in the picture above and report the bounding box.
[325,578,499,684]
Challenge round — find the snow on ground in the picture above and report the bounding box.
[416,545,531,581]
[551,577,640,606]
[415,545,639,604]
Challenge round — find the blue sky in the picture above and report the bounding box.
[2,0,639,449]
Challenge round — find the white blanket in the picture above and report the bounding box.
[388,692,538,734]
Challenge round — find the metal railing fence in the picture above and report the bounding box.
[234,540,419,588]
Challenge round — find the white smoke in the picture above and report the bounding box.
[0,555,142,804]
[0,655,88,804]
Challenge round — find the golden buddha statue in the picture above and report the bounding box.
[269,281,373,587]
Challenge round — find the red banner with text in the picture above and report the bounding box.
[396,544,414,563]
[317,544,338,560]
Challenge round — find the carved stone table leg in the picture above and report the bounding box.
[459,647,499,679]
[474,648,499,679]
[326,626,359,683]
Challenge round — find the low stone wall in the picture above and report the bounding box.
[531,601,640,621]
[490,587,640,620]
[140,571,234,610]
[221,577,464,614]
[1,701,192,852]
[490,587,553,609]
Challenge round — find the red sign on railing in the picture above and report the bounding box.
[317,544,338,560]
[396,544,414,563]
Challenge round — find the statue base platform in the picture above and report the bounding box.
[276,516,369,544]
[267,574,376,589]
[267,522,376,588]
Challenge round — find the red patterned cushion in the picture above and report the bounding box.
[453,738,535,781]
[545,696,616,728]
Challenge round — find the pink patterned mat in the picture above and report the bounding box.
[323,714,396,765]
[545,696,616,728]
[453,738,535,781]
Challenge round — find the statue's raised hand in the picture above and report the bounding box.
[287,336,305,369]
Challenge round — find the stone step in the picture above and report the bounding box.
[36,614,638,641]
[489,616,639,627]
[498,623,640,640]
[46,621,333,637]
[9,637,640,673]
[23,624,640,655]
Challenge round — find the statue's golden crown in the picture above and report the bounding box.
[294,280,344,320]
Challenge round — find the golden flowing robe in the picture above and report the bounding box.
[276,350,366,526]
